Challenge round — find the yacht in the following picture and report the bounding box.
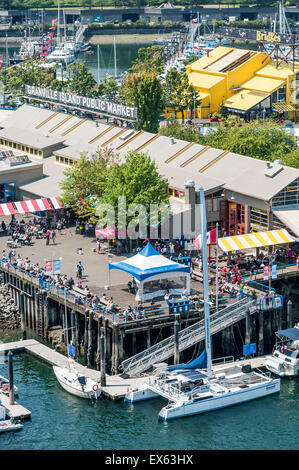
[124,187,280,421]
[53,359,101,399]
[265,324,299,377]
[47,46,75,65]
[13,40,42,63]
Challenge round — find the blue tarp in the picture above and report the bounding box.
[276,328,299,341]
[109,242,190,282]
[167,350,207,372]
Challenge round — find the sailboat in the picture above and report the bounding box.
[52,293,101,400]
[53,358,101,399]
[124,188,280,420]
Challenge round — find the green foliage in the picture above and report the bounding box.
[183,54,199,67]
[65,61,97,96]
[164,70,201,123]
[100,150,169,227]
[159,119,299,168]
[129,45,167,74]
[60,148,117,222]
[159,118,205,145]
[97,76,119,100]
[120,70,164,133]
[0,60,57,94]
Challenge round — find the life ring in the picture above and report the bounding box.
[2,384,9,390]
[92,384,98,392]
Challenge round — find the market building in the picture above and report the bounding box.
[0,103,298,239]
[186,46,299,120]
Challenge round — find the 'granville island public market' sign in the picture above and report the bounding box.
[25,85,138,120]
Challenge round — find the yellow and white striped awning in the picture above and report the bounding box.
[218,229,294,252]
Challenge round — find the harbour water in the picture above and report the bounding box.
[0,331,298,450]
[0,42,149,81]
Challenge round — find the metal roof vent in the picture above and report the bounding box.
[264,160,283,178]
[185,180,195,188]
[171,137,176,144]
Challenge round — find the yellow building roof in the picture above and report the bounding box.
[187,47,233,72]
[256,62,299,79]
[188,72,225,90]
[223,89,269,111]
[241,76,285,93]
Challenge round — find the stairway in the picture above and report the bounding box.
[121,297,257,377]
[75,24,88,43]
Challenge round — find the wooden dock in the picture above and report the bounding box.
[0,340,271,402]
[0,392,31,420]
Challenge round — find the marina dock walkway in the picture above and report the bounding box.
[1,339,270,402]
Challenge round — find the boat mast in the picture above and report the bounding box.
[199,187,212,376]
[63,8,66,43]
[97,44,100,83]
[113,35,117,78]
[57,0,61,46]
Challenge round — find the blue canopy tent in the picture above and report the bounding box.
[109,242,191,302]
[276,328,299,341]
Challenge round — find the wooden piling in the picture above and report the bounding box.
[8,351,14,406]
[100,328,106,387]
[287,300,293,328]
[277,307,282,331]
[174,314,180,365]
[245,309,251,344]
[19,292,26,341]
[87,310,94,367]
[112,323,119,374]
[96,316,102,371]
[84,309,88,365]
[258,308,264,355]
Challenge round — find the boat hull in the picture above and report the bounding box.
[124,384,159,403]
[53,366,101,399]
[0,421,23,432]
[158,379,280,420]
[265,357,299,377]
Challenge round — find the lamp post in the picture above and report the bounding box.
[193,92,196,121]
[107,253,112,289]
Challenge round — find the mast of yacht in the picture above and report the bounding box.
[57,0,61,46]
[114,35,117,78]
[199,187,212,376]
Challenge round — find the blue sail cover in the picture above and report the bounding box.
[167,350,207,372]
[276,328,299,341]
[109,242,190,282]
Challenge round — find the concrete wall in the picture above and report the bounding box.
[0,163,43,187]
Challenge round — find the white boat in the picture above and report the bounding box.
[124,187,280,420]
[53,359,101,399]
[0,375,18,396]
[265,324,299,377]
[47,46,75,65]
[0,405,23,433]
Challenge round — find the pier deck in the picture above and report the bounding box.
[0,340,270,401]
[0,392,31,420]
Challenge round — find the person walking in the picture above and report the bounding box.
[45,230,50,246]
[96,239,101,254]
[51,230,56,245]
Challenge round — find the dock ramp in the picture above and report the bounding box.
[121,297,257,376]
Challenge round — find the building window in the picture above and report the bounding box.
[271,90,277,103]
[34,149,38,155]
[64,158,69,165]
[250,207,268,230]
[272,178,299,207]
[13,143,16,149]
[278,86,286,102]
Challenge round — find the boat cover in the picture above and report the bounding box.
[167,349,207,372]
[276,328,299,341]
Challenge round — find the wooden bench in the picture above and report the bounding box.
[72,286,87,297]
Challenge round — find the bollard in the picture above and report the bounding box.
[20,292,26,340]
[8,351,14,405]
[100,330,106,387]
[287,300,293,328]
[174,314,180,365]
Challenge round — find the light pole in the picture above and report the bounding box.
[193,92,196,121]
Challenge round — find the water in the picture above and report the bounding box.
[0,332,298,450]
[0,42,149,82]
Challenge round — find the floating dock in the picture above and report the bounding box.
[0,339,269,401]
[0,392,31,420]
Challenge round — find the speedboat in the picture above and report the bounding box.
[53,359,101,399]
[0,405,23,433]
[47,46,75,65]
[0,375,18,396]
[265,324,299,377]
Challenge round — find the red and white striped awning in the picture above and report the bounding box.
[0,197,63,216]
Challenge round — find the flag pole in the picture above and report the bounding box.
[216,222,219,311]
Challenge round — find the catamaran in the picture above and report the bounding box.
[265,324,299,377]
[124,187,280,420]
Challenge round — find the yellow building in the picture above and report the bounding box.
[183,46,299,120]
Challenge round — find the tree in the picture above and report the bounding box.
[165,71,201,123]
[65,62,97,96]
[159,118,205,145]
[97,76,119,100]
[120,70,164,133]
[60,148,118,222]
[0,60,58,94]
[130,45,167,74]
[100,150,169,230]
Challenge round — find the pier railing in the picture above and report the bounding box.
[121,296,257,376]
